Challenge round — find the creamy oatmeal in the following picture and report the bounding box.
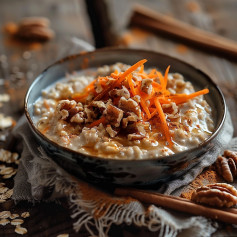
[34,59,214,159]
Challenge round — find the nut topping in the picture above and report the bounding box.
[191,183,237,208]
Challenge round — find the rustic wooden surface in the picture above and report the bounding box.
[1,0,237,236]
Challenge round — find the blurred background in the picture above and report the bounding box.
[1,1,237,236]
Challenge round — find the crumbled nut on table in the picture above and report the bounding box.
[0,149,29,235]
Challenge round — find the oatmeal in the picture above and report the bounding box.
[34,59,214,159]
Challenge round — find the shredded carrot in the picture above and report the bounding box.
[163,65,170,90]
[92,59,147,102]
[115,59,147,86]
[42,126,50,134]
[156,71,165,92]
[140,98,151,119]
[154,97,172,146]
[148,69,157,78]
[72,79,97,101]
[69,59,210,146]
[139,65,144,73]
[168,89,209,104]
[72,93,89,102]
[88,117,106,128]
[127,74,136,96]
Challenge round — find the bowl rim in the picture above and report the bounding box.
[25,47,226,162]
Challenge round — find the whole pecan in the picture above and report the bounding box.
[191,183,237,208]
[224,150,237,163]
[13,17,54,41]
[215,150,237,182]
[216,156,233,182]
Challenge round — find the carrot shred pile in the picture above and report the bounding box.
[72,59,209,147]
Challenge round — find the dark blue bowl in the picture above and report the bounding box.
[25,48,226,186]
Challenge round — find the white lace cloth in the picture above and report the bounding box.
[9,109,234,237]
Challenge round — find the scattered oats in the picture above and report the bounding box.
[0,193,7,200]
[0,218,10,226]
[11,218,24,226]
[0,166,14,175]
[0,211,11,218]
[3,170,17,179]
[0,186,8,194]
[21,212,30,218]
[10,213,19,219]
[0,94,10,102]
[5,189,13,198]
[0,113,13,129]
[57,234,69,237]
[15,225,27,235]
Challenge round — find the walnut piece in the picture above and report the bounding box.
[118,97,142,119]
[141,78,153,95]
[105,104,123,127]
[57,100,84,123]
[191,183,237,208]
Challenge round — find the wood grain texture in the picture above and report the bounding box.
[1,0,237,236]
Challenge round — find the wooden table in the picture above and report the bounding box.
[1,0,237,236]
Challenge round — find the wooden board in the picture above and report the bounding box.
[1,0,237,236]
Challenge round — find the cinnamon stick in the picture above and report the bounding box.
[130,4,237,59]
[114,188,237,224]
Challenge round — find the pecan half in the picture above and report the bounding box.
[224,150,237,163]
[215,150,237,182]
[191,183,237,208]
[13,17,54,41]
[216,156,233,182]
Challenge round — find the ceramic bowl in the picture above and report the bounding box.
[25,48,226,186]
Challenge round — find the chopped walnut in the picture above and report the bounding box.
[141,78,153,95]
[109,86,130,99]
[90,101,106,114]
[70,112,84,123]
[132,95,141,103]
[191,183,237,208]
[84,107,97,123]
[57,100,76,111]
[106,125,118,137]
[118,97,142,119]
[57,100,76,119]
[122,112,138,128]
[105,104,123,127]
[130,122,146,135]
